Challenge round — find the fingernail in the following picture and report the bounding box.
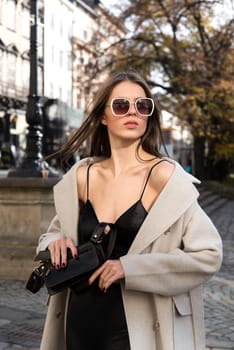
[62,262,66,268]
[74,254,79,260]
[56,264,60,270]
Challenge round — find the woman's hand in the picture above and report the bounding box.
[48,236,77,269]
[89,259,125,292]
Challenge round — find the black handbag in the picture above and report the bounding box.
[26,224,117,295]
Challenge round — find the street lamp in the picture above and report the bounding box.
[8,0,58,177]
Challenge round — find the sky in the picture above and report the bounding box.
[101,0,118,8]
[101,0,234,20]
[101,0,121,13]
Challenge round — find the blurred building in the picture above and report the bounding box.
[0,0,43,168]
[0,0,125,169]
[0,1,188,171]
[162,110,193,172]
[72,2,125,114]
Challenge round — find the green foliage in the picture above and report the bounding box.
[203,176,234,199]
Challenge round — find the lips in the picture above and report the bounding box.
[124,121,138,128]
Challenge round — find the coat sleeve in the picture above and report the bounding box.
[36,215,64,254]
[35,160,84,255]
[120,202,223,296]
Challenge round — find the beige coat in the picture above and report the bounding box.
[37,158,222,350]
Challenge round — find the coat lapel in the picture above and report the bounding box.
[53,162,80,243]
[52,157,99,244]
[128,163,200,254]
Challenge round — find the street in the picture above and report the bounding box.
[0,187,233,350]
[202,190,234,349]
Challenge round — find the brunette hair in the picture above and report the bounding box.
[59,70,167,166]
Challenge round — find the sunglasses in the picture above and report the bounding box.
[106,98,154,117]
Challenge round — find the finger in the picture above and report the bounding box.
[99,269,116,291]
[98,260,117,283]
[60,242,68,268]
[102,278,113,292]
[98,269,112,289]
[60,238,77,267]
[99,274,113,292]
[98,262,114,290]
[99,260,125,291]
[88,264,105,285]
[99,268,117,292]
[54,240,62,269]
[48,243,55,265]
[66,238,77,259]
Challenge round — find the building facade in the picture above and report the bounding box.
[0,0,123,169]
[72,1,125,115]
[0,0,43,168]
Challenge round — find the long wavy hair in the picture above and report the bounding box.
[59,70,167,166]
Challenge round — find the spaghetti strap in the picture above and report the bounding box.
[86,163,94,200]
[139,159,170,200]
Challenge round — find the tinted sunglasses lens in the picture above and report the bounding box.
[136,99,153,115]
[112,99,130,115]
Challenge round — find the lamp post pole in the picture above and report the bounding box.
[8,0,58,177]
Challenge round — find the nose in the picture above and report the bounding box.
[127,102,136,115]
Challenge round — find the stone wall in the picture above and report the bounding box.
[0,177,59,279]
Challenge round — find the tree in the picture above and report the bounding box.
[104,0,234,180]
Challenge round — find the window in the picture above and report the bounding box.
[60,19,63,36]
[51,13,54,29]
[59,50,63,67]
[6,0,16,31]
[67,53,72,71]
[0,48,3,79]
[67,22,72,40]
[50,82,54,97]
[0,0,3,24]
[21,6,30,38]
[51,46,54,63]
[7,52,17,86]
[22,58,30,89]
[67,89,72,106]
[59,87,62,100]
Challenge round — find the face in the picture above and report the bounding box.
[102,81,152,142]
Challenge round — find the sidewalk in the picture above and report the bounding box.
[0,280,47,350]
[204,276,234,350]
[202,190,234,350]
[0,189,233,350]
[0,276,233,350]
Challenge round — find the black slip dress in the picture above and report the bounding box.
[66,160,166,350]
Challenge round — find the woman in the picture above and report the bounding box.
[37,70,222,350]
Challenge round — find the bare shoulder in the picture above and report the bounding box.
[76,164,89,201]
[150,159,175,191]
[76,163,88,179]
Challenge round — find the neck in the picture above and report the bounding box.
[105,140,152,176]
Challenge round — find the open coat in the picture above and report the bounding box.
[37,157,222,350]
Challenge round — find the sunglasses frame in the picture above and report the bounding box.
[106,97,155,117]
